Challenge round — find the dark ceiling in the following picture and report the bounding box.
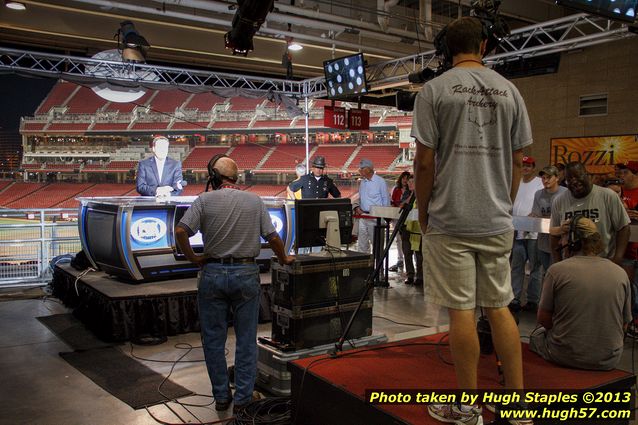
[0,0,567,79]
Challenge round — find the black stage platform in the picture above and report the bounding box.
[51,263,273,342]
[289,333,636,425]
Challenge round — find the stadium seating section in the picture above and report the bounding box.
[10,81,413,209]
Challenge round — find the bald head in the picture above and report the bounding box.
[215,157,238,182]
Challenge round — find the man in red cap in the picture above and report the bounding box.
[510,155,544,312]
[614,161,638,322]
[615,161,638,218]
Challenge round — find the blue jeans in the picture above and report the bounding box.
[538,250,552,276]
[511,239,542,304]
[197,263,261,405]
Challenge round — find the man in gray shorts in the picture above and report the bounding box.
[412,16,533,425]
[175,155,294,414]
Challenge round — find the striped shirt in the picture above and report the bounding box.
[178,188,275,258]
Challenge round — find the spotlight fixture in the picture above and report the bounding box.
[224,0,274,56]
[5,1,26,10]
[117,21,150,63]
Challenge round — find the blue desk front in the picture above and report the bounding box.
[78,196,294,282]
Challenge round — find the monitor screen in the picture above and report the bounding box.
[129,208,171,251]
[323,53,368,99]
[173,205,204,257]
[557,0,636,22]
[295,198,353,249]
[85,209,121,268]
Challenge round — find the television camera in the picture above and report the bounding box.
[401,0,510,110]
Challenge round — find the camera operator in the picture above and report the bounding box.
[175,155,294,413]
[412,15,532,425]
[531,216,632,370]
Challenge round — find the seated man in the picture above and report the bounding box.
[531,216,632,370]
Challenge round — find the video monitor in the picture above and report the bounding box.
[295,198,353,250]
[323,53,368,99]
[173,205,204,258]
[557,0,637,22]
[84,209,125,272]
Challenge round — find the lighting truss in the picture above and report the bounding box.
[365,13,634,89]
[0,13,634,99]
[0,47,304,96]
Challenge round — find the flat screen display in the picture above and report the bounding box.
[557,0,636,22]
[129,209,171,251]
[174,205,204,257]
[295,198,353,249]
[260,206,288,246]
[323,53,368,99]
[85,209,121,268]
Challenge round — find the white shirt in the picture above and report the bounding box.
[154,156,166,182]
[513,176,544,239]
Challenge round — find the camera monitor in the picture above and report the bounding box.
[323,53,368,99]
[557,0,636,23]
[295,198,353,253]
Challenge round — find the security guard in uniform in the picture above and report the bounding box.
[288,156,341,199]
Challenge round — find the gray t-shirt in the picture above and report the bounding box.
[540,256,631,370]
[532,186,568,253]
[550,185,630,259]
[179,188,276,258]
[411,66,533,236]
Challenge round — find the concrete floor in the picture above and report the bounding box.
[0,264,636,425]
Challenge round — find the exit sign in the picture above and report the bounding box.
[324,106,347,130]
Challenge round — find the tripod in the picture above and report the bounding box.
[333,193,416,354]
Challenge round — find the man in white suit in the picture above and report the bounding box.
[136,136,184,197]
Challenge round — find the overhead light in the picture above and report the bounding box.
[117,21,150,63]
[287,41,303,52]
[5,1,26,10]
[225,0,274,56]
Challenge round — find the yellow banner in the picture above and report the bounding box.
[550,135,638,174]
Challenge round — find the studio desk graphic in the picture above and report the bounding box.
[78,196,293,282]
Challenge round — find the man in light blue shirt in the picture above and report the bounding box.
[354,158,390,252]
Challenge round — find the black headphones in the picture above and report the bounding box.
[567,214,585,253]
[206,153,228,191]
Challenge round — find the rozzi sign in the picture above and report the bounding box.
[550,135,638,174]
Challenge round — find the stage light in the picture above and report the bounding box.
[224,0,274,56]
[117,21,150,63]
[5,1,26,10]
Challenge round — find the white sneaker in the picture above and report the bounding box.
[428,404,483,424]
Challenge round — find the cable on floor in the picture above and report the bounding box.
[373,314,431,328]
[230,397,291,425]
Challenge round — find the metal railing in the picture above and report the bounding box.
[0,208,80,288]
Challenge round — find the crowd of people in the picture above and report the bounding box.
[153,15,636,425]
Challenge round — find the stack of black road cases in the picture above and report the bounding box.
[269,251,374,350]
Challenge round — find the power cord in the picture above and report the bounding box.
[231,397,291,425]
[372,314,430,328]
[73,267,96,296]
[123,341,238,425]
